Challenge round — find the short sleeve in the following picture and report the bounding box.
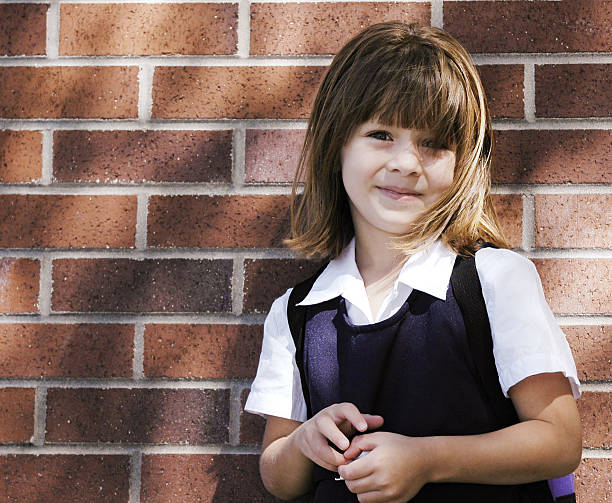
[244,288,308,422]
[475,248,581,399]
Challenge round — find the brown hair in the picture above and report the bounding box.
[284,22,509,259]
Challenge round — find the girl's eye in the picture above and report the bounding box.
[367,131,393,141]
[422,139,438,149]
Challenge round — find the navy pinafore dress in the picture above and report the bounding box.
[302,281,553,503]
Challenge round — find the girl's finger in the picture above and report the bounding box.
[314,443,347,469]
[338,453,374,481]
[344,432,379,458]
[330,403,369,432]
[362,414,384,430]
[356,490,385,503]
[344,473,377,495]
[317,415,351,451]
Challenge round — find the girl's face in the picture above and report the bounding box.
[341,120,456,240]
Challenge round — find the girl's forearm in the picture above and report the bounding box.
[259,430,314,500]
[427,419,582,485]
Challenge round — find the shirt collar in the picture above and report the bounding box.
[296,237,457,306]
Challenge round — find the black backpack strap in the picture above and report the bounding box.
[450,254,518,427]
[287,262,330,419]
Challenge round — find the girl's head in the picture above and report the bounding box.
[285,22,508,259]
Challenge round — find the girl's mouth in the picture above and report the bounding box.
[378,186,420,201]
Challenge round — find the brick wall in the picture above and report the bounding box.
[0,0,610,501]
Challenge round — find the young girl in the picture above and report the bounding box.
[245,23,582,503]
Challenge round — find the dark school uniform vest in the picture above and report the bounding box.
[302,282,554,503]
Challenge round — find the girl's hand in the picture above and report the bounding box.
[339,432,434,503]
[289,402,384,472]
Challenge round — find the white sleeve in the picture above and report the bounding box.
[244,288,308,422]
[475,248,581,399]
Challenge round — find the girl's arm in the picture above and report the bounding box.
[260,403,384,501]
[340,372,581,502]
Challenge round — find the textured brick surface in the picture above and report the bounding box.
[535,195,611,249]
[0,324,133,378]
[148,195,291,248]
[245,129,304,184]
[0,389,34,443]
[240,388,266,445]
[478,65,524,119]
[60,4,237,56]
[575,458,612,503]
[578,392,611,448]
[445,1,612,53]
[54,130,232,183]
[564,326,611,382]
[536,65,612,118]
[0,195,136,248]
[494,130,612,184]
[153,66,326,119]
[144,324,263,379]
[243,259,325,313]
[534,259,611,315]
[0,455,130,502]
[250,2,430,55]
[491,194,522,248]
[46,389,230,443]
[0,259,39,314]
[0,4,47,56]
[0,67,138,119]
[0,131,42,183]
[52,259,232,313]
[141,454,276,502]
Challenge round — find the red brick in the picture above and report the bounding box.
[0,259,39,314]
[250,2,430,55]
[534,259,611,315]
[141,454,276,502]
[52,259,232,313]
[148,195,291,248]
[0,389,34,443]
[0,4,47,56]
[478,65,524,119]
[245,129,304,184]
[144,324,263,379]
[494,130,612,184]
[0,195,136,248]
[492,194,522,248]
[243,259,325,313]
[46,388,229,443]
[578,392,611,448]
[60,4,237,56]
[53,130,232,183]
[0,324,133,378]
[153,66,325,119]
[0,455,130,503]
[0,131,42,183]
[240,388,265,445]
[536,65,612,118]
[0,67,138,119]
[445,1,612,53]
[564,326,611,382]
[535,195,611,249]
[575,458,612,503]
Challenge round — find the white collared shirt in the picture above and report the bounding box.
[245,239,580,422]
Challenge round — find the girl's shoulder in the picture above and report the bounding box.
[474,247,540,288]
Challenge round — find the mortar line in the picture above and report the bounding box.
[0,378,254,388]
[46,1,59,59]
[581,448,612,459]
[138,65,154,123]
[0,444,262,455]
[232,256,245,315]
[522,194,536,251]
[431,0,443,28]
[237,0,251,58]
[229,383,245,446]
[524,63,536,122]
[232,127,247,187]
[135,194,149,250]
[133,323,145,379]
[32,387,47,446]
[38,257,53,316]
[129,450,142,503]
[581,383,612,393]
[41,130,54,185]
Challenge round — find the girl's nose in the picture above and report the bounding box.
[385,146,424,175]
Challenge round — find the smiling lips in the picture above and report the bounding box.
[378,186,421,200]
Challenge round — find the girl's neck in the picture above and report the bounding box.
[354,232,408,289]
